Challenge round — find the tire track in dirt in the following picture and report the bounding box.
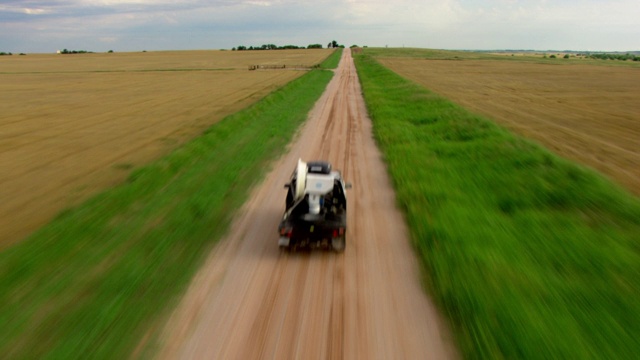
[157,49,456,359]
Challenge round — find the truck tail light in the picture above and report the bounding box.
[280,228,293,238]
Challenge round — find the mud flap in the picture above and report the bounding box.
[278,237,290,247]
[331,237,346,252]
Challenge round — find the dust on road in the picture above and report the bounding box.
[157,49,456,359]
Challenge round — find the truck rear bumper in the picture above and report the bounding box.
[278,213,346,251]
[278,237,290,247]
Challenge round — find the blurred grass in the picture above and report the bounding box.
[0,62,336,358]
[354,52,640,359]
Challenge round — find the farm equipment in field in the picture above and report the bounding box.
[278,159,351,252]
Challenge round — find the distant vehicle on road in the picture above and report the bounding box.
[278,159,351,252]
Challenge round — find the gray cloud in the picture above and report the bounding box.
[1,0,638,52]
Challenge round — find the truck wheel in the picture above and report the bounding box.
[332,237,345,252]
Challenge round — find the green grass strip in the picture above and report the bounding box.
[354,52,640,359]
[320,47,343,69]
[0,68,334,359]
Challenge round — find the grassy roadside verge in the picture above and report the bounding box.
[354,52,640,359]
[0,65,335,358]
[320,47,343,69]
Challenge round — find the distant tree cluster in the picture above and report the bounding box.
[59,49,93,54]
[327,40,345,48]
[233,44,318,51]
[0,52,12,56]
[587,53,639,61]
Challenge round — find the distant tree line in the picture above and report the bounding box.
[587,53,639,61]
[233,44,320,51]
[543,52,639,61]
[0,51,12,56]
[59,49,94,54]
[233,41,344,51]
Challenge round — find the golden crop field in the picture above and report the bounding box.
[378,57,640,196]
[0,49,333,247]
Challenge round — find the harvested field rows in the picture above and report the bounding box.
[378,57,640,196]
[0,50,332,247]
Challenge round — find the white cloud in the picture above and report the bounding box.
[245,1,274,6]
[23,8,51,15]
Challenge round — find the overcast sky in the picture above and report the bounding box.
[1,0,638,53]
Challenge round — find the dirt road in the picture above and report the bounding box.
[157,49,456,359]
